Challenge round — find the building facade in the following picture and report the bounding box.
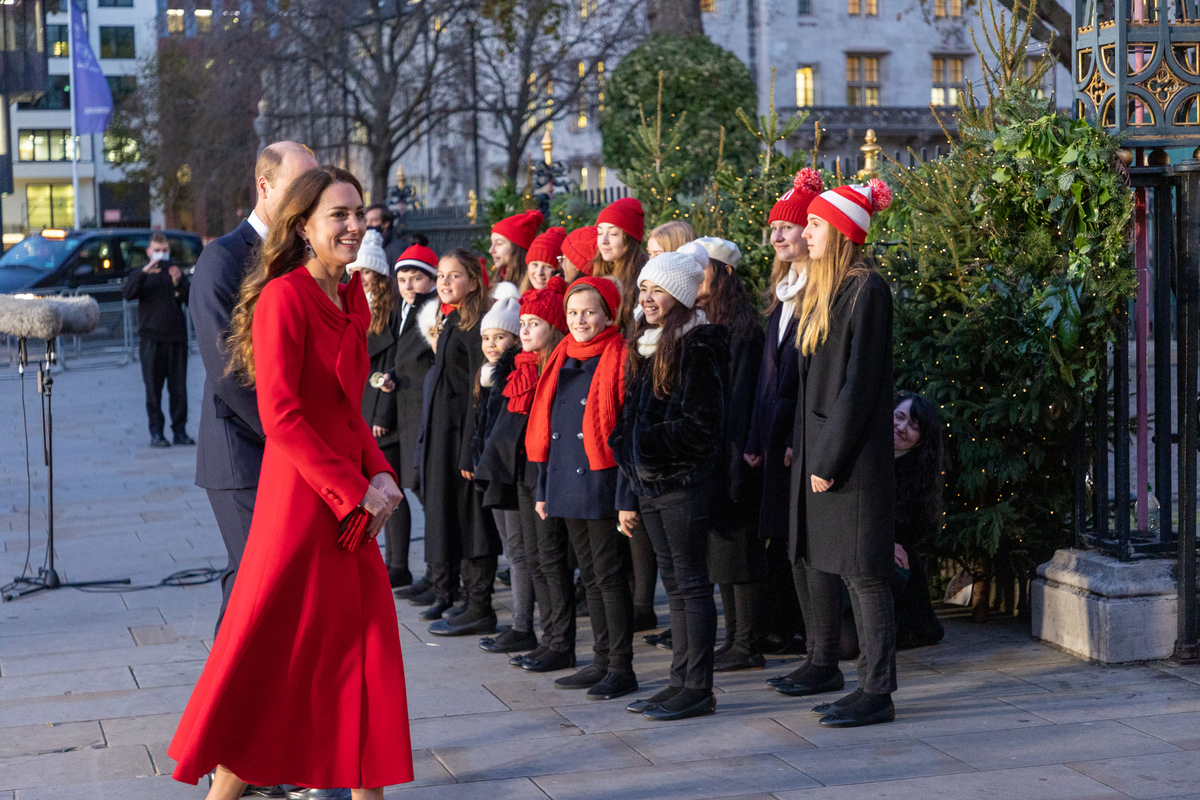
[3,0,159,242]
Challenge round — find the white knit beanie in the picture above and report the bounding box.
[637,251,705,309]
[677,240,710,271]
[345,229,389,277]
[694,236,742,267]
[479,281,521,336]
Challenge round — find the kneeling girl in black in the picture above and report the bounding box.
[611,251,730,722]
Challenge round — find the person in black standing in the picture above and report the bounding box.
[366,203,406,266]
[190,141,318,637]
[380,236,439,594]
[123,232,192,448]
[612,252,729,722]
[779,180,898,729]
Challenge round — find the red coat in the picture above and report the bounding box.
[169,269,413,790]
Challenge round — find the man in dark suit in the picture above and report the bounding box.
[190,141,318,636]
[122,232,193,448]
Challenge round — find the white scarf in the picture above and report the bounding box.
[480,363,497,388]
[637,309,707,358]
[775,267,807,347]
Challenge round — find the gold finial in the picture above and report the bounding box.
[541,126,554,166]
[396,164,406,189]
[467,189,478,224]
[858,129,881,179]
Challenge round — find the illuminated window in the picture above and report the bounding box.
[47,24,68,57]
[849,0,876,15]
[796,67,814,107]
[195,8,213,34]
[700,0,715,11]
[18,129,75,162]
[26,184,75,230]
[598,61,605,113]
[166,8,184,35]
[576,62,588,129]
[846,55,880,106]
[931,56,965,106]
[934,0,962,16]
[581,166,589,189]
[580,0,597,18]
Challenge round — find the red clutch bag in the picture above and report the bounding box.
[337,507,372,552]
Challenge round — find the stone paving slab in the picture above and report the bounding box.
[773,739,974,787]
[0,664,137,700]
[771,764,1129,799]
[1120,711,1200,749]
[15,775,203,799]
[615,717,815,764]
[0,743,154,790]
[1069,750,1200,799]
[431,731,650,780]
[0,720,103,759]
[999,681,1200,724]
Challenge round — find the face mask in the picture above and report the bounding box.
[149,251,168,263]
[366,225,382,233]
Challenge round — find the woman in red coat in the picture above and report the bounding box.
[168,166,412,799]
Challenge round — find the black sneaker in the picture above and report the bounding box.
[173,433,196,445]
[150,433,170,448]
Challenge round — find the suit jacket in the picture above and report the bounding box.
[788,270,895,577]
[389,290,436,487]
[192,220,266,490]
[747,304,800,540]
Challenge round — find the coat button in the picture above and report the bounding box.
[580,398,587,405]
[552,432,560,440]
[576,468,585,475]
[576,432,584,439]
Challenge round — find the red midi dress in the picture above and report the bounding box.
[169,269,414,790]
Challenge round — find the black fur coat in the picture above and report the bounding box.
[610,323,730,499]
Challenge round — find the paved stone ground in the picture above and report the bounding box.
[3,358,1200,799]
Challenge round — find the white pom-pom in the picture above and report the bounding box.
[492,281,521,302]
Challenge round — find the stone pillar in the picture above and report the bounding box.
[1032,548,1193,663]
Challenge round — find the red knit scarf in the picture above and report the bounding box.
[526,326,625,470]
[440,302,458,317]
[504,351,540,414]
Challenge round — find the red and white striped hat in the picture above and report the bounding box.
[806,179,893,245]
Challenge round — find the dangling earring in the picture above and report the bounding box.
[302,238,315,260]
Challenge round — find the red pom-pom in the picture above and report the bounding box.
[868,179,892,212]
[547,275,568,295]
[794,168,823,194]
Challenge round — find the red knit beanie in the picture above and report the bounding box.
[562,226,598,275]
[527,226,567,265]
[768,168,824,227]
[394,242,438,277]
[492,210,544,251]
[520,276,568,333]
[569,275,622,321]
[596,197,645,242]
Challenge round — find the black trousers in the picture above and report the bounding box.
[206,487,256,637]
[140,339,187,436]
[518,483,575,653]
[430,560,462,605]
[565,517,634,675]
[629,521,658,613]
[640,482,717,691]
[795,560,897,694]
[462,555,497,614]
[377,444,412,574]
[762,537,804,640]
[719,581,763,655]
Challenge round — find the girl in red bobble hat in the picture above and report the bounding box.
[490,210,544,286]
[593,197,648,332]
[525,226,567,292]
[775,177,899,730]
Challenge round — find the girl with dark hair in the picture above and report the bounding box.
[612,251,730,722]
[891,393,946,649]
[776,180,898,730]
[693,237,769,671]
[529,276,639,700]
[417,249,501,636]
[173,166,411,798]
[490,210,542,286]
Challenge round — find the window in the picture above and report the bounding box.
[846,55,880,106]
[848,0,877,14]
[796,66,814,107]
[700,0,715,10]
[166,8,184,34]
[933,0,963,15]
[47,24,68,57]
[195,8,213,34]
[26,184,75,230]
[18,75,69,110]
[799,0,813,14]
[106,75,137,105]
[18,130,76,162]
[1023,56,1051,98]
[99,26,135,58]
[579,0,597,18]
[575,61,589,130]
[99,0,134,6]
[931,56,965,106]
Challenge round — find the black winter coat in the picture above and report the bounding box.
[122,264,190,342]
[473,346,522,509]
[389,290,437,487]
[418,308,499,563]
[362,310,399,447]
[746,304,800,541]
[788,270,895,578]
[610,323,730,499]
[709,322,768,584]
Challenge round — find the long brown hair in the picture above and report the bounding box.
[593,232,647,332]
[794,225,869,356]
[442,248,491,331]
[227,165,363,384]
[494,243,527,288]
[361,270,398,336]
[626,301,694,400]
[703,259,758,339]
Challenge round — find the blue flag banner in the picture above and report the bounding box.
[70,0,113,136]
